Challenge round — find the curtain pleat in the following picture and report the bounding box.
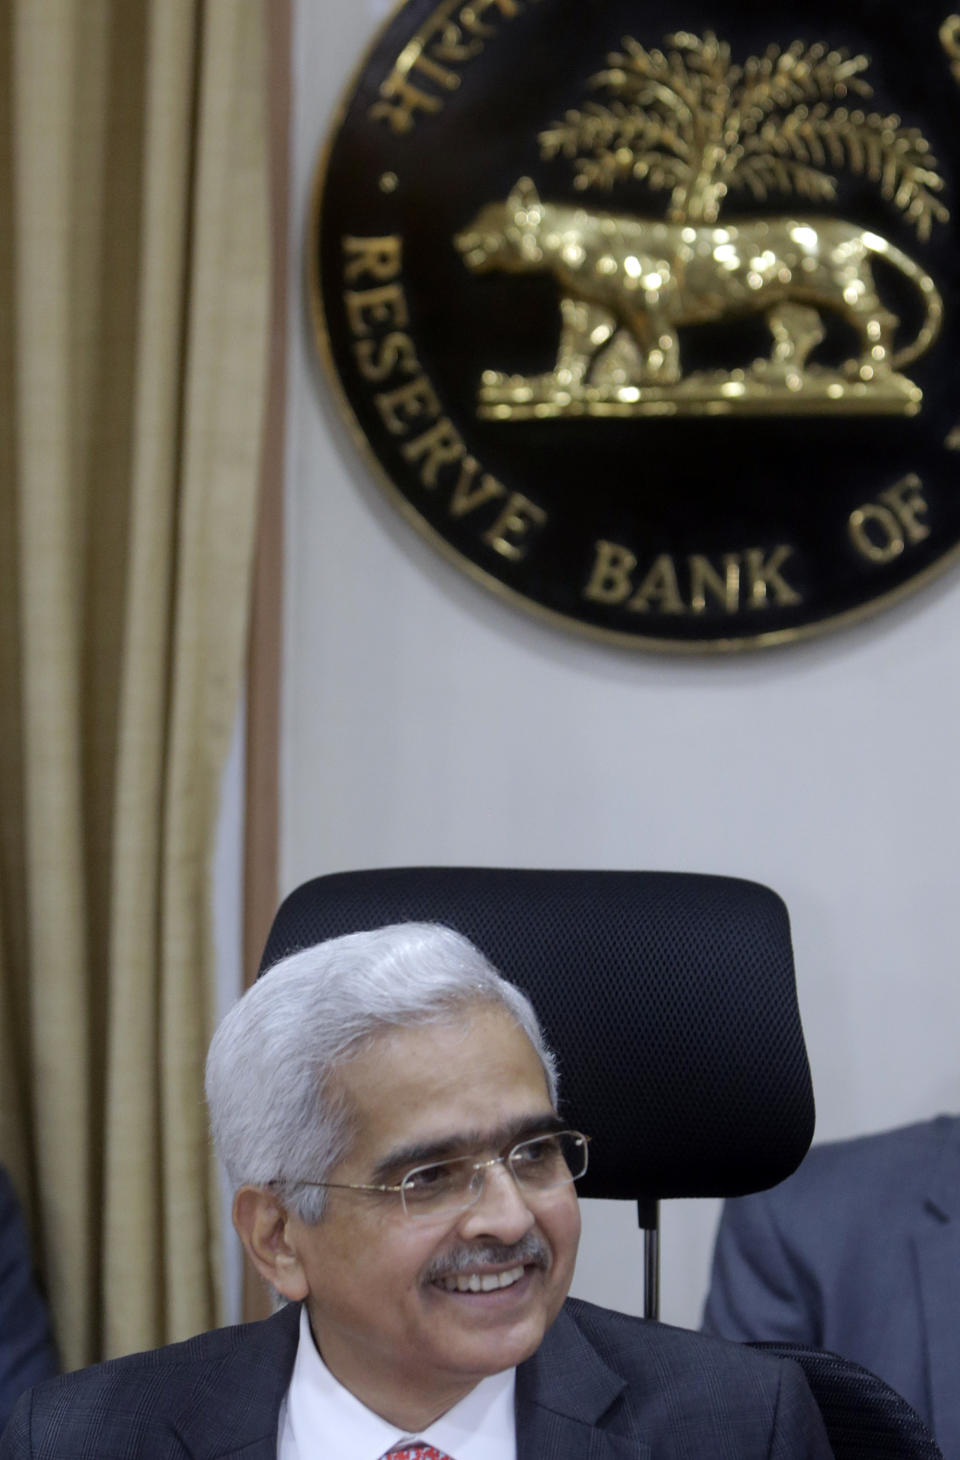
[13,0,98,1367]
[1,0,272,1369]
[101,0,197,1359]
[157,0,269,1345]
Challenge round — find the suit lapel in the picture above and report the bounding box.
[516,1305,651,1460]
[914,1117,960,1460]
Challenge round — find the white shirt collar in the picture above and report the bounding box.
[278,1304,517,1460]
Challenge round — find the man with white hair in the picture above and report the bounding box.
[2,922,832,1458]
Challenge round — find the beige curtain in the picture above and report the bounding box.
[0,0,272,1368]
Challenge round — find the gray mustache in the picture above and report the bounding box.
[424,1232,550,1282]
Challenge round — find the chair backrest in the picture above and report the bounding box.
[258,866,814,1204]
[749,1343,945,1460]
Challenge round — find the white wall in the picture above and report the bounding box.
[282,0,960,1330]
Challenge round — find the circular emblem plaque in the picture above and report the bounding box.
[311,0,960,650]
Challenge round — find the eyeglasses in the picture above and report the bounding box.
[283,1129,590,1221]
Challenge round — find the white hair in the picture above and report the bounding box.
[205,921,559,1222]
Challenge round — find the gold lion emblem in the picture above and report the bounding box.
[456,32,947,418]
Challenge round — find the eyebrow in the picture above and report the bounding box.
[369,1111,568,1183]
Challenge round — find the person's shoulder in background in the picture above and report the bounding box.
[0,1169,59,1435]
[702,1114,957,1343]
[756,1115,952,1207]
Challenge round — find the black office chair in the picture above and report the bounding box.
[749,1345,945,1460]
[259,866,945,1457]
[258,865,815,1318]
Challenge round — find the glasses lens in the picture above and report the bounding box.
[400,1156,476,1218]
[398,1132,589,1219]
[509,1131,588,1187]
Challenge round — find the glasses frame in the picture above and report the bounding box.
[276,1129,590,1221]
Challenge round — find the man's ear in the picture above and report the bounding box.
[233,1187,309,1302]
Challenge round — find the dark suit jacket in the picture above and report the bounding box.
[703,1115,960,1460]
[0,1169,58,1434]
[0,1296,831,1458]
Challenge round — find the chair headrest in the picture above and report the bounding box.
[258,867,814,1201]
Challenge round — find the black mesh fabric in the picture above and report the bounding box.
[257,867,814,1202]
[749,1344,945,1459]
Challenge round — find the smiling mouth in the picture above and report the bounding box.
[434,1263,526,1294]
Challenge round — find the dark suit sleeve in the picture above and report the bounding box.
[0,1173,59,1436]
[702,1192,822,1345]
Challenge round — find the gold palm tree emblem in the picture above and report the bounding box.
[540,32,947,237]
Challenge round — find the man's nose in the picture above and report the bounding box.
[456,1159,537,1241]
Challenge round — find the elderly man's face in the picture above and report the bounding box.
[280,1004,581,1427]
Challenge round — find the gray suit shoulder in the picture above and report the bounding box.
[757,1115,956,1215]
[703,1113,960,1357]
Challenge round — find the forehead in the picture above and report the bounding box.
[330,1004,554,1165]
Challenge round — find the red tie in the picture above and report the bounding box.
[385,1448,455,1460]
